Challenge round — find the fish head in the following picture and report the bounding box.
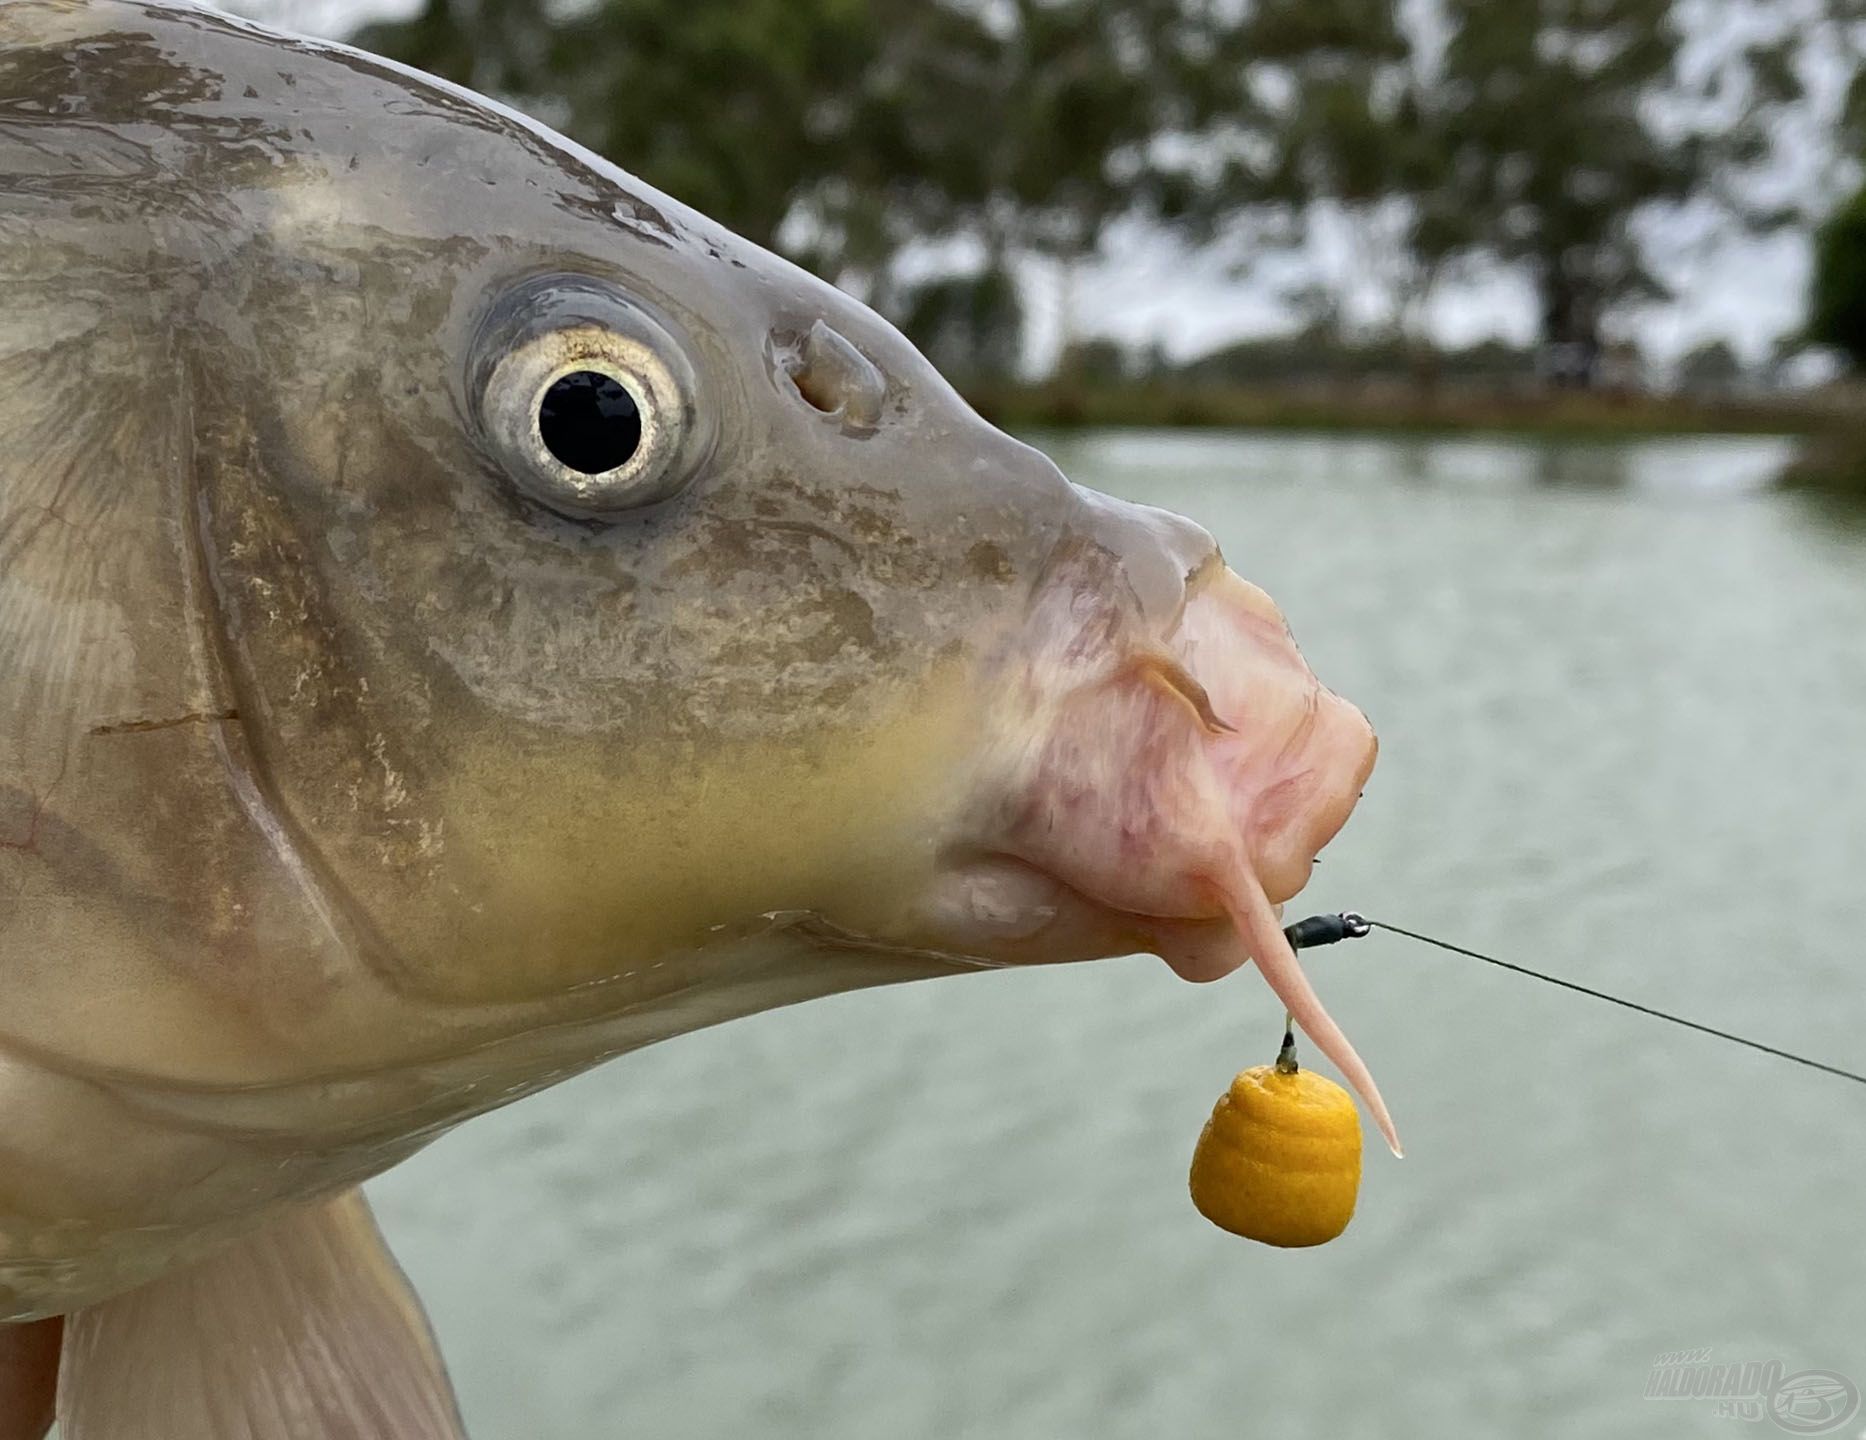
[190,139,1083,1005]
[139,11,1388,1136]
[960,546,1381,967]
[889,487,1389,1144]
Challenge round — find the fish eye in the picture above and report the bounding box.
[471,275,712,519]
[538,369,641,474]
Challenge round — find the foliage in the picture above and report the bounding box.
[1675,339,1745,392]
[1213,0,1417,216]
[898,267,1024,382]
[349,0,1866,387]
[356,0,883,252]
[357,0,1237,291]
[1180,0,1841,380]
[1404,0,1803,380]
[1810,185,1866,368]
[1176,0,1438,342]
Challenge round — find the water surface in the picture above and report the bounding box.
[373,431,1866,1440]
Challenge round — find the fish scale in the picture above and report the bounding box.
[0,3,1383,1435]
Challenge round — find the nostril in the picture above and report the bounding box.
[781,320,886,428]
[791,365,840,415]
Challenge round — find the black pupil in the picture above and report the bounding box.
[538,370,642,475]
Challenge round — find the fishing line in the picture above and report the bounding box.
[1282,912,1866,1090]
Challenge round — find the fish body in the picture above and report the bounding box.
[0,3,1379,1433]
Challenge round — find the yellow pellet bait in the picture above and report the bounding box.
[1188,1030,1362,1247]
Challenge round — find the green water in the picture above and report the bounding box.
[373,430,1866,1440]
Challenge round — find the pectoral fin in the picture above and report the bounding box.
[57,1190,466,1440]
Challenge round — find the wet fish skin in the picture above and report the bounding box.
[3,5,1388,1425]
[0,0,1221,1318]
[0,17,1386,1437]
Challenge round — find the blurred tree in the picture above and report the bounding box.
[355,1,1238,324]
[1809,184,1866,367]
[1176,0,1460,374]
[1054,335,1133,385]
[818,0,1244,348]
[1823,0,1866,163]
[1675,338,1745,393]
[1175,324,1542,386]
[1226,0,1423,309]
[355,0,882,252]
[898,266,1023,382]
[348,0,1850,386]
[1411,0,1799,385]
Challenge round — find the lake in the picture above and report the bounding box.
[370,430,1866,1440]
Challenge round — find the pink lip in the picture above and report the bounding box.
[939,560,1394,1151]
[920,563,1376,982]
[914,851,1244,979]
[991,567,1376,931]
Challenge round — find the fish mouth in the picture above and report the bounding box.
[902,552,1394,1151]
[900,851,1246,977]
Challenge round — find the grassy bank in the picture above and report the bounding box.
[963,379,1849,441]
[1778,430,1866,495]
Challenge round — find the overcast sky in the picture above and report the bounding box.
[230,0,1849,375]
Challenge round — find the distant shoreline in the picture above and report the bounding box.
[965,380,1849,443]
